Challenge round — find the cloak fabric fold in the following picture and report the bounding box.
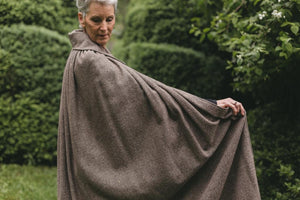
[57,29,261,200]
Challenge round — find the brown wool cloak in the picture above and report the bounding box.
[57,29,261,200]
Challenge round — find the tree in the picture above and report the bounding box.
[190,0,300,199]
[0,0,77,35]
[114,0,231,99]
[0,0,77,165]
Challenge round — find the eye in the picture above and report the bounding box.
[106,17,114,22]
[91,17,102,23]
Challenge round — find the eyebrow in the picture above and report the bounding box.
[90,15,114,18]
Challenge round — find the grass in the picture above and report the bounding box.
[0,164,56,200]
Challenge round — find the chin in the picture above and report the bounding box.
[97,40,108,47]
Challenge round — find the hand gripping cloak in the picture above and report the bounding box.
[57,29,261,200]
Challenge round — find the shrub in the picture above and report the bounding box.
[120,42,226,98]
[190,1,300,198]
[0,0,77,34]
[190,0,300,95]
[0,24,71,165]
[248,104,300,199]
[0,96,58,165]
[123,1,202,50]
[118,0,232,99]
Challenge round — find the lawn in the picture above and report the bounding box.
[0,164,56,200]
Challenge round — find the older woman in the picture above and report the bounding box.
[57,0,260,199]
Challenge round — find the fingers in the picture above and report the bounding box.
[233,101,245,116]
[216,98,245,116]
[237,102,245,116]
[228,100,239,116]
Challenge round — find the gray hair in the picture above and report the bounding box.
[76,0,118,16]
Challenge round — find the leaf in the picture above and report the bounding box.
[194,30,201,37]
[200,34,206,43]
[291,25,299,35]
[253,0,262,6]
[189,29,195,34]
[232,17,238,25]
[293,47,300,52]
[275,46,282,51]
[191,17,200,23]
[254,50,260,59]
[279,52,288,59]
[207,32,217,41]
[255,68,263,76]
[285,43,293,53]
[257,58,265,65]
[237,57,243,65]
[281,22,292,27]
[203,28,210,33]
[279,36,292,43]
[242,39,251,46]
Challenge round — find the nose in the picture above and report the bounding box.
[99,22,107,32]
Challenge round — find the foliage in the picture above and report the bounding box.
[0,0,77,165]
[190,0,300,94]
[190,0,300,199]
[0,0,77,34]
[248,105,300,199]
[0,96,58,165]
[118,42,226,98]
[123,0,203,50]
[276,164,300,200]
[117,0,231,99]
[0,24,71,165]
[0,164,57,200]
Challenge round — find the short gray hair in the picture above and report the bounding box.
[76,0,118,16]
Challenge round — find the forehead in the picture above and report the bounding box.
[88,1,115,16]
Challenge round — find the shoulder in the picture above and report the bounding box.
[73,50,109,73]
[72,49,121,83]
[76,50,106,66]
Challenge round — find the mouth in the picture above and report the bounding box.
[98,34,109,38]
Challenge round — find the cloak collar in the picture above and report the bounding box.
[68,29,111,56]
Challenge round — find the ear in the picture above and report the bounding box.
[78,12,86,28]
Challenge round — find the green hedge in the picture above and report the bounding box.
[118,42,226,98]
[248,105,300,199]
[0,24,71,165]
[116,0,231,100]
[123,3,201,50]
[0,96,58,165]
[0,0,77,34]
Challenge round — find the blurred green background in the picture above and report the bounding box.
[0,0,299,199]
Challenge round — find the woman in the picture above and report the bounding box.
[57,0,260,199]
[77,0,245,115]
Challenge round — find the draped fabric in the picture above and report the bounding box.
[57,29,261,200]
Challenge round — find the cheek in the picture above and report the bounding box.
[108,24,115,33]
[90,24,99,32]
[87,25,98,36]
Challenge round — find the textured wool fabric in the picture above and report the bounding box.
[57,29,261,200]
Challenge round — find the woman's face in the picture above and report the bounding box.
[78,1,115,47]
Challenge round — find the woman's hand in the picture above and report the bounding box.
[216,98,245,116]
